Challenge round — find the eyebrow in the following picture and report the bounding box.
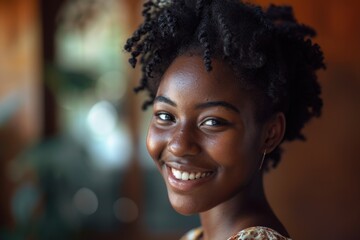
[154,95,240,113]
[195,101,240,113]
[154,96,177,107]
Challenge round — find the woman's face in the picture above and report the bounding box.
[146,54,268,215]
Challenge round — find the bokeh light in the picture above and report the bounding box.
[11,183,40,224]
[86,101,117,136]
[113,197,139,223]
[73,188,98,215]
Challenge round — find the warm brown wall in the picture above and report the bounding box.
[254,0,360,239]
[0,0,41,228]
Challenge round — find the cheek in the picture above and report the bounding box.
[146,124,166,161]
[205,133,247,166]
[205,132,260,171]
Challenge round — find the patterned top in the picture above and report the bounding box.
[180,226,292,240]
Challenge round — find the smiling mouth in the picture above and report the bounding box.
[170,167,213,181]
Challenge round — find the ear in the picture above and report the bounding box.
[261,112,286,154]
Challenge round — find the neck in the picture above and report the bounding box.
[198,172,279,240]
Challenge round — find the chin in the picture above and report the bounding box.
[171,202,198,216]
[168,192,209,216]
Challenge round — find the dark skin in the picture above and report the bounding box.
[146,54,289,239]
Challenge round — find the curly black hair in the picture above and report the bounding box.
[124,0,325,170]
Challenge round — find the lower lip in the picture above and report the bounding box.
[164,166,215,192]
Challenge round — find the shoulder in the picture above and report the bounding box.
[230,226,292,240]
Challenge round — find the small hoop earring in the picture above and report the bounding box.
[259,149,267,170]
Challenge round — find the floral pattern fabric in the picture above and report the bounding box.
[180,226,292,240]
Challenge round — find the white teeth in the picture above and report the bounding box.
[172,168,182,179]
[189,173,195,180]
[181,172,189,180]
[171,168,211,180]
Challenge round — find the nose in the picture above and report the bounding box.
[167,125,201,157]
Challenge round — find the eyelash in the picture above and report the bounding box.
[201,118,224,126]
[155,112,227,128]
[201,118,227,127]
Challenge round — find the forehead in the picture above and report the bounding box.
[157,55,245,100]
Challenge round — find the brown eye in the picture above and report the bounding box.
[155,112,175,122]
[201,118,227,127]
[203,119,219,126]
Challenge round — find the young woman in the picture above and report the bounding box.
[125,0,325,239]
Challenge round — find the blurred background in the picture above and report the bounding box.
[0,0,359,239]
